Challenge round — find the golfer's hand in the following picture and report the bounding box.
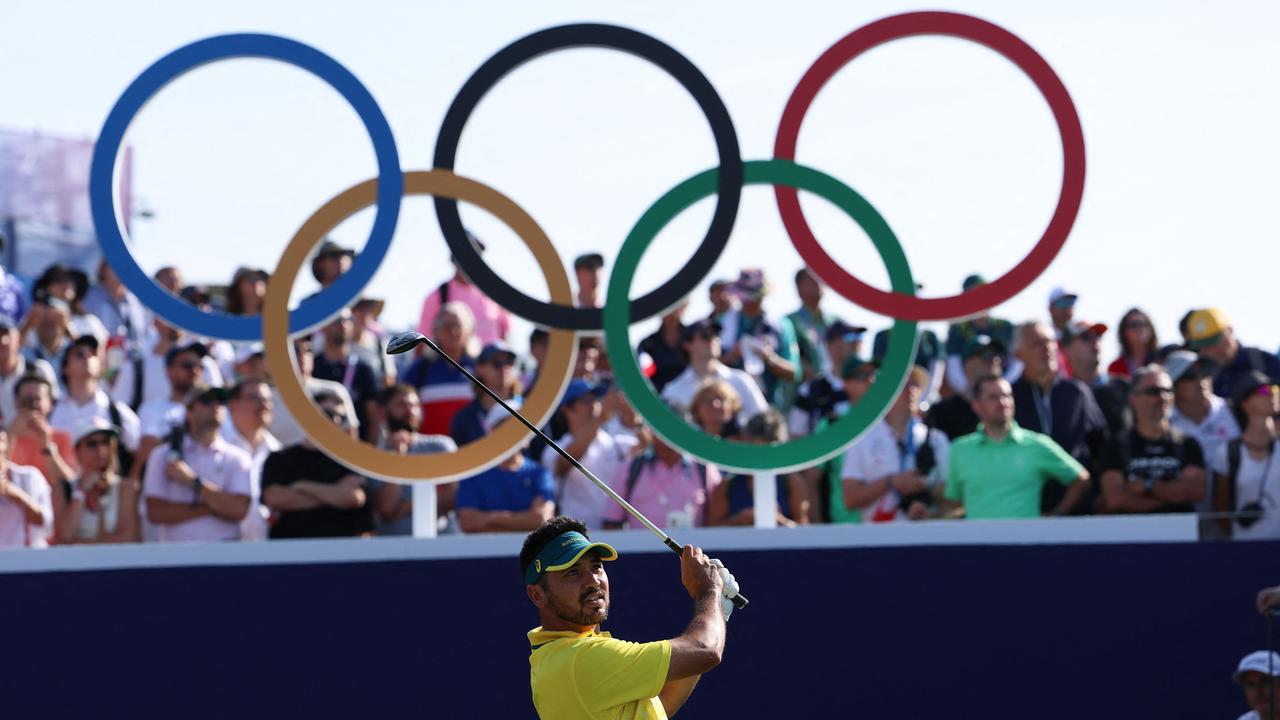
[709,558,740,622]
[679,545,722,601]
[1258,585,1280,616]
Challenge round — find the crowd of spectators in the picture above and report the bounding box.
[1,230,1278,549]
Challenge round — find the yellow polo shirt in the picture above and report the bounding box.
[528,627,672,720]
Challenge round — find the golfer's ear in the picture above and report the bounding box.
[527,583,547,608]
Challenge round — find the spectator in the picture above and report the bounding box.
[1047,287,1077,342]
[310,239,354,292]
[1184,307,1280,399]
[82,258,148,386]
[110,317,223,410]
[224,266,268,316]
[311,307,378,436]
[605,431,720,531]
[789,320,864,437]
[787,268,838,380]
[574,336,604,381]
[8,374,76,537]
[1099,365,1206,514]
[1231,650,1280,720]
[871,325,945,405]
[28,263,108,344]
[927,334,1004,441]
[662,319,766,423]
[1062,319,1131,438]
[456,404,555,533]
[574,252,605,308]
[945,374,1090,519]
[134,340,208,485]
[142,386,252,542]
[1167,350,1241,493]
[0,232,27,323]
[49,334,141,475]
[232,343,267,382]
[1211,372,1279,540]
[839,366,950,523]
[57,417,139,544]
[153,266,183,295]
[268,337,358,447]
[710,410,806,527]
[541,380,636,530]
[0,425,53,548]
[22,297,73,369]
[944,274,1017,394]
[707,278,736,325]
[0,315,57,425]
[416,231,511,345]
[718,269,799,407]
[351,296,395,389]
[261,390,373,539]
[523,328,549,391]
[450,342,520,447]
[1106,308,1158,378]
[402,302,477,436]
[1010,321,1109,514]
[636,302,688,394]
[370,384,456,536]
[220,378,281,542]
[688,378,743,440]
[825,354,880,524]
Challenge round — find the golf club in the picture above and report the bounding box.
[386,330,748,610]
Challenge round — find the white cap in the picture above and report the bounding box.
[72,415,119,446]
[483,397,522,433]
[1048,286,1078,305]
[1164,350,1200,384]
[1235,651,1280,682]
[236,342,265,364]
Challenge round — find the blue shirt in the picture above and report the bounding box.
[455,458,554,513]
[450,400,487,447]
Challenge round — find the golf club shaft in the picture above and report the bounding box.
[418,336,747,610]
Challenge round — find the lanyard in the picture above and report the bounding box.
[1031,384,1053,435]
[897,418,918,472]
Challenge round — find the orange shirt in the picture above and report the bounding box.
[10,431,78,483]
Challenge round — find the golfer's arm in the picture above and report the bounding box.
[658,675,701,718]
[666,589,724,681]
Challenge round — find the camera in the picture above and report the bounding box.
[1237,501,1265,530]
[166,425,184,461]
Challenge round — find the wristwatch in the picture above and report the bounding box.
[1142,477,1154,496]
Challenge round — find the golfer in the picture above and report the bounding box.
[521,516,739,719]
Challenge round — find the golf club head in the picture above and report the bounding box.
[385,330,428,356]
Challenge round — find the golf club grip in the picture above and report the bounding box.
[665,538,750,610]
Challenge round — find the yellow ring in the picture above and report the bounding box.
[263,170,576,483]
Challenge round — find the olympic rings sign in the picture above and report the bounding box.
[89,11,1084,481]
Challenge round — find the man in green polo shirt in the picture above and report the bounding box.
[946,374,1089,519]
[521,516,739,719]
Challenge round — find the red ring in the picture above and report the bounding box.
[773,11,1086,321]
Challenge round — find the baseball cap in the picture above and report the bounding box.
[477,341,517,365]
[185,384,231,407]
[962,274,986,291]
[1184,307,1230,350]
[1048,287,1079,307]
[1234,651,1280,682]
[825,320,868,343]
[560,379,606,407]
[1164,350,1216,384]
[1061,320,1108,344]
[314,239,355,259]
[1232,370,1276,405]
[962,334,1006,358]
[841,354,879,379]
[523,530,619,585]
[165,341,209,366]
[70,334,101,352]
[71,416,119,447]
[235,342,265,365]
[681,318,722,342]
[573,252,605,270]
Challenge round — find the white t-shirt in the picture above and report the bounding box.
[661,363,767,424]
[109,337,224,409]
[841,418,950,523]
[1172,395,1241,513]
[220,424,282,542]
[138,399,185,439]
[1212,440,1280,541]
[49,388,142,451]
[542,429,637,530]
[0,464,53,548]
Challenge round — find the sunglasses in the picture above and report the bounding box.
[1253,384,1280,397]
[81,437,113,450]
[1136,386,1174,397]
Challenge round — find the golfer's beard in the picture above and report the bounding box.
[549,589,609,626]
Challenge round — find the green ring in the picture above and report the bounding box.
[603,159,918,473]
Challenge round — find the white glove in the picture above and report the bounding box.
[709,558,740,622]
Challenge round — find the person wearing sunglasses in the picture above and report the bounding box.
[57,416,139,544]
[1211,372,1280,540]
[1100,365,1206,514]
[142,385,251,543]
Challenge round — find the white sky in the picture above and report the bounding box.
[2,0,1277,358]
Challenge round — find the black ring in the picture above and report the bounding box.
[433,23,743,332]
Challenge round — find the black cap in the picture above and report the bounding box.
[186,384,230,407]
[681,318,722,342]
[70,334,100,352]
[962,334,1006,359]
[477,341,517,364]
[825,320,868,343]
[315,239,355,259]
[841,354,879,379]
[165,341,209,366]
[574,252,605,270]
[1232,370,1276,405]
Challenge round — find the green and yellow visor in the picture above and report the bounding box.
[524,531,618,585]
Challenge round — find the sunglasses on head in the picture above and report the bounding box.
[1136,385,1174,397]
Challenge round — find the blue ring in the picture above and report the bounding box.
[88,33,403,341]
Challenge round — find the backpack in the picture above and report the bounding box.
[622,453,709,525]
